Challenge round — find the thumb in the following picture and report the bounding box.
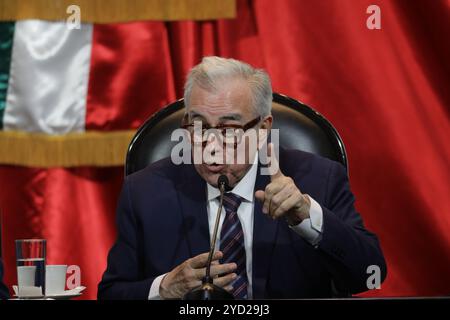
[255,190,265,202]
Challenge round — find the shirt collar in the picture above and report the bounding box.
[207,153,259,203]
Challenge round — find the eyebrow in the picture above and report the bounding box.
[219,113,242,121]
[189,111,205,120]
[188,111,242,123]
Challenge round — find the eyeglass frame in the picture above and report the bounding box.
[180,116,262,148]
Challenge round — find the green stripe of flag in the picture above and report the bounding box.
[0,22,15,129]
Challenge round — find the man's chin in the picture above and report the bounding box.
[195,165,220,187]
[204,172,222,188]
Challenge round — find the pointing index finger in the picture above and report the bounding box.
[267,143,283,180]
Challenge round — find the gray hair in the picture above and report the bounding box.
[184,56,272,117]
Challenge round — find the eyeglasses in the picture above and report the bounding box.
[181,116,261,148]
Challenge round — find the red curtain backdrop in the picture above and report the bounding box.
[1,0,449,299]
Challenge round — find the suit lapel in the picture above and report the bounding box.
[252,165,279,299]
[177,165,210,257]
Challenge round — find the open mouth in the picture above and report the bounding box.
[205,163,225,173]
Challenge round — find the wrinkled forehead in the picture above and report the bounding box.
[186,79,254,121]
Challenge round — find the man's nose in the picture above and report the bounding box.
[204,131,222,151]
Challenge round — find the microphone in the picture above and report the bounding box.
[218,174,232,192]
[205,175,229,281]
[183,175,234,300]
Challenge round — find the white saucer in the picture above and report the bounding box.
[45,292,83,300]
[12,285,86,300]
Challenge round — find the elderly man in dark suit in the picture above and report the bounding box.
[98,56,386,299]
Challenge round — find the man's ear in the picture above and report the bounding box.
[181,112,189,126]
[261,115,273,130]
[257,115,273,150]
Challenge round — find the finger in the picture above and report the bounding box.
[268,184,292,217]
[255,190,265,203]
[190,251,223,269]
[262,181,285,214]
[193,262,236,280]
[255,190,272,215]
[212,251,223,261]
[214,273,237,288]
[224,285,234,292]
[262,190,271,215]
[209,262,237,278]
[211,259,220,277]
[267,143,283,180]
[255,190,270,214]
[273,193,300,219]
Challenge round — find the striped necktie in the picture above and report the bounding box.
[219,192,248,299]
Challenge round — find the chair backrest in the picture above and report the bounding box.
[125,93,347,175]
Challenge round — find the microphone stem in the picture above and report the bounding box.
[205,183,225,281]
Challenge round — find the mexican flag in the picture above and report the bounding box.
[0,0,235,167]
[0,0,236,300]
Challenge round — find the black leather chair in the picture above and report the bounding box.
[125,93,347,176]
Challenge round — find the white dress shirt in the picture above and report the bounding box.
[148,154,324,299]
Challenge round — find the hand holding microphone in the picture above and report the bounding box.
[159,251,236,299]
[161,174,236,300]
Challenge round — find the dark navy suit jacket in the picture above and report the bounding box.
[98,149,386,299]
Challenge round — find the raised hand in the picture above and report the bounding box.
[255,143,311,225]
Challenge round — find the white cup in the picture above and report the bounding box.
[17,266,37,287]
[45,265,67,295]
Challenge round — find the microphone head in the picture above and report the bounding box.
[217,175,230,192]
